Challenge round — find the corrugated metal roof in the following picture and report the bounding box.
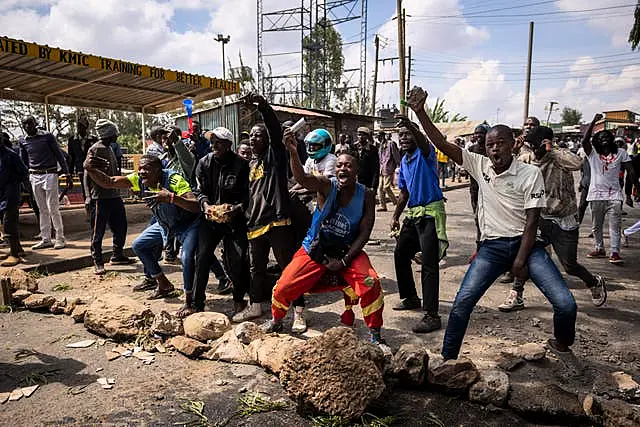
[0,36,239,114]
[435,121,484,139]
[271,105,332,118]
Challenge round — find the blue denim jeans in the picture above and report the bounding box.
[442,237,577,360]
[132,221,199,294]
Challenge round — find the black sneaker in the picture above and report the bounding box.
[133,277,157,292]
[412,314,442,333]
[110,255,135,265]
[392,297,422,311]
[261,319,283,333]
[94,264,106,275]
[216,277,232,295]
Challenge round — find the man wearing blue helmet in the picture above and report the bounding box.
[303,129,337,178]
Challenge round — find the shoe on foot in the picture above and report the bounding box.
[94,264,106,275]
[1,255,21,267]
[392,296,421,311]
[31,240,53,250]
[233,300,248,315]
[546,338,571,354]
[590,275,607,307]
[261,319,283,333]
[625,195,633,207]
[133,277,157,291]
[412,314,442,333]
[163,256,181,265]
[231,302,262,323]
[587,249,606,258]
[608,252,623,264]
[292,309,308,333]
[498,290,525,312]
[110,255,135,265]
[216,277,232,295]
[53,240,66,250]
[499,271,514,283]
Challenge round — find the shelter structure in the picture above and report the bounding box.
[0,35,239,136]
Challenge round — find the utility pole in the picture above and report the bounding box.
[523,21,534,125]
[215,34,231,127]
[546,101,558,125]
[397,0,406,115]
[371,34,380,116]
[406,45,412,97]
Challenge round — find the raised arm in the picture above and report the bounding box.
[284,128,331,197]
[406,87,463,165]
[396,115,431,157]
[248,93,284,152]
[582,113,602,156]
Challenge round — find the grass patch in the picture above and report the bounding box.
[310,413,398,427]
[103,271,120,280]
[178,400,211,427]
[27,270,48,279]
[52,283,72,292]
[0,305,12,313]
[20,369,61,386]
[237,392,289,417]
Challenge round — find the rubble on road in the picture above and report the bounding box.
[83,293,154,340]
[183,312,230,342]
[150,310,184,336]
[23,293,56,310]
[279,327,385,420]
[388,344,429,387]
[428,356,479,393]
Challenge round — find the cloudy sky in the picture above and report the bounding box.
[1,0,638,126]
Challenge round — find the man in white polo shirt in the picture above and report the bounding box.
[583,128,636,264]
[406,86,578,359]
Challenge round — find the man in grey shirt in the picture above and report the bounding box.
[19,116,72,250]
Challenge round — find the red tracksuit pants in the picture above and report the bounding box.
[271,247,384,329]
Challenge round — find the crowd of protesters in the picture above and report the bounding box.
[1,87,640,358]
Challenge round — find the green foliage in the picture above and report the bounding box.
[303,19,345,108]
[52,283,72,292]
[118,134,143,154]
[310,413,398,427]
[561,107,583,126]
[426,98,467,123]
[630,1,640,50]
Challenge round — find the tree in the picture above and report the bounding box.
[561,107,583,125]
[426,98,467,123]
[303,18,345,109]
[630,1,640,50]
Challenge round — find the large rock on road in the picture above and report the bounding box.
[183,312,231,342]
[83,294,154,340]
[279,327,385,420]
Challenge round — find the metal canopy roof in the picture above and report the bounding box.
[0,36,240,114]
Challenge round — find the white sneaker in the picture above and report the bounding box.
[291,309,308,333]
[53,239,66,250]
[31,240,53,250]
[231,302,262,323]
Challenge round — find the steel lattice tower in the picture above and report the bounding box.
[257,0,368,111]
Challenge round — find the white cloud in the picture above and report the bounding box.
[570,56,596,75]
[377,0,489,52]
[555,0,635,47]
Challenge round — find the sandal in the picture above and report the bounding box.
[176,304,196,318]
[147,286,176,300]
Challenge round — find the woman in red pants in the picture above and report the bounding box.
[262,128,385,344]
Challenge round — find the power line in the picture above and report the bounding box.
[411,3,635,19]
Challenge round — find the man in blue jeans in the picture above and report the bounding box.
[84,154,201,317]
[406,86,578,359]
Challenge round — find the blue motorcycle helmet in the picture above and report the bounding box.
[305,129,333,160]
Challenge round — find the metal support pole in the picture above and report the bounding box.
[44,96,50,131]
[523,21,534,124]
[141,106,147,154]
[215,34,231,128]
[397,0,406,115]
[371,34,379,116]
[406,45,412,97]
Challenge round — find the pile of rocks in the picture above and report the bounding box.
[4,277,638,425]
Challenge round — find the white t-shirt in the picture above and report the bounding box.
[462,150,547,241]
[586,148,630,202]
[304,153,337,177]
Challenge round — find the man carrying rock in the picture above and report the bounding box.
[263,128,385,345]
[19,116,72,250]
[391,115,448,334]
[498,125,607,312]
[406,86,577,359]
[83,119,134,275]
[84,154,201,315]
[193,127,251,314]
